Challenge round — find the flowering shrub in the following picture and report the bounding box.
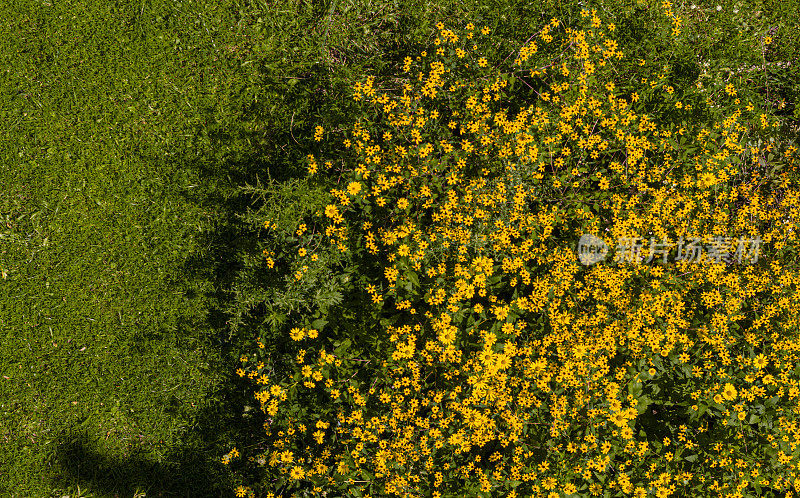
[230,6,800,498]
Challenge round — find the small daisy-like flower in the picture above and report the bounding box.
[699,171,716,188]
[324,204,340,218]
[610,411,627,427]
[439,328,456,344]
[722,383,737,401]
[290,465,305,480]
[347,181,362,196]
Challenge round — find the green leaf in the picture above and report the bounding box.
[405,270,419,287]
[637,395,653,415]
[334,338,351,356]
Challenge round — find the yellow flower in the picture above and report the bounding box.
[439,328,456,344]
[764,36,772,45]
[325,204,340,219]
[753,354,768,370]
[307,329,319,339]
[290,327,306,341]
[314,125,324,141]
[698,171,716,188]
[290,465,305,480]
[496,354,512,370]
[610,411,627,427]
[347,182,362,196]
[723,383,737,401]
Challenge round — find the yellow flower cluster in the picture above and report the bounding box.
[237,13,800,498]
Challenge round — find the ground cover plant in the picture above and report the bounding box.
[223,2,800,497]
[1,0,798,496]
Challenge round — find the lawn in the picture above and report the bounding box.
[0,0,277,494]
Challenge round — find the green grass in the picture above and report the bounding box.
[0,0,278,495]
[1,0,796,496]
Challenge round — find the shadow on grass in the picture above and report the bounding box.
[49,330,272,497]
[52,431,224,497]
